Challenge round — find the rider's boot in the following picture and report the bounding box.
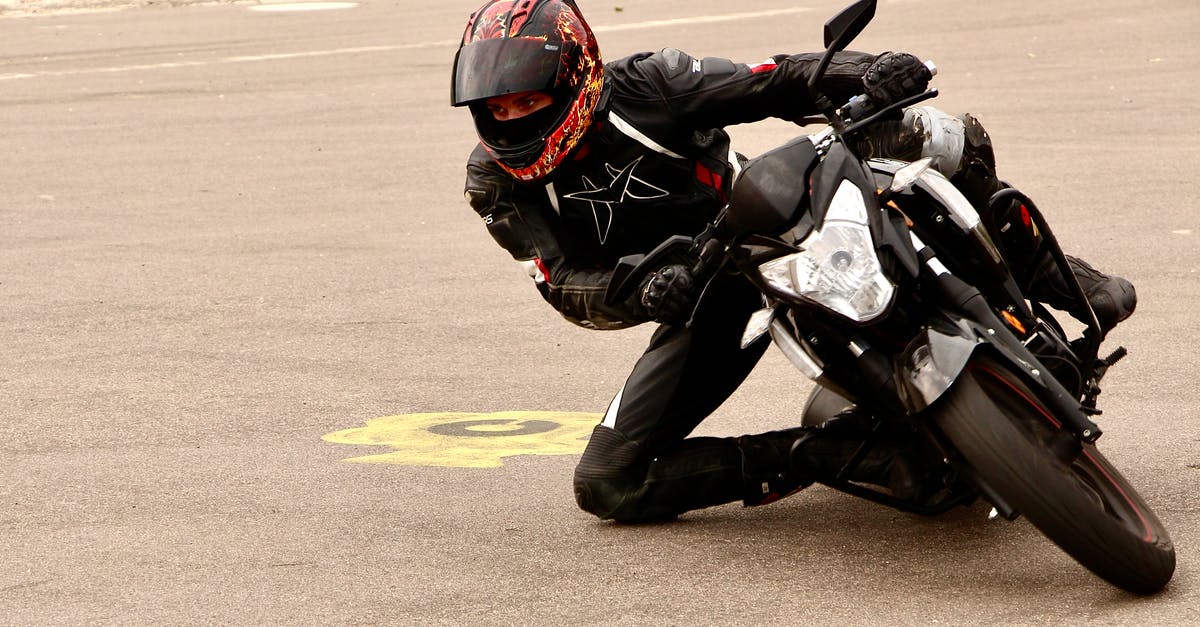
[789,412,931,501]
[1026,253,1137,336]
[736,411,932,503]
[736,428,815,506]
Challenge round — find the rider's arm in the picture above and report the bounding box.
[464,147,650,330]
[610,48,876,129]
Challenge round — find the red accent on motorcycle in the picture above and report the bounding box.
[1082,448,1156,542]
[973,363,1060,429]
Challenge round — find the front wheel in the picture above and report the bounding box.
[933,356,1175,594]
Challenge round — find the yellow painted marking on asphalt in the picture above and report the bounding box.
[322,411,601,468]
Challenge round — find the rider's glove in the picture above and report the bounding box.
[639,264,696,324]
[862,52,932,107]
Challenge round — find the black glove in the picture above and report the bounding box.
[639,264,696,324]
[862,52,932,107]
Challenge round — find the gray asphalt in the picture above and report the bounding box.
[2,0,1199,623]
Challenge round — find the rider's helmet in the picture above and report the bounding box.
[451,0,605,181]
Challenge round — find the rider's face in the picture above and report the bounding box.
[484,91,554,121]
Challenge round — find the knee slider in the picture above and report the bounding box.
[573,425,645,519]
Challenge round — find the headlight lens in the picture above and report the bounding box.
[758,181,895,322]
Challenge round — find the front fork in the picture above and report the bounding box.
[755,229,1103,443]
[902,232,1103,443]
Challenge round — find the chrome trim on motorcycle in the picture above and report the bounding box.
[768,318,824,380]
[888,157,933,194]
[916,169,1005,265]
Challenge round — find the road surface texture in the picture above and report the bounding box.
[2,0,1198,623]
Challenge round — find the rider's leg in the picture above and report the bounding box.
[951,112,1136,335]
[856,107,1136,335]
[572,272,936,522]
[571,273,814,523]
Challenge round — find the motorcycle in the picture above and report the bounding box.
[606,0,1174,594]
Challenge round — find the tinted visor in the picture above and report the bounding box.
[452,37,568,106]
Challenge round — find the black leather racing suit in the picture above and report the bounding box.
[465,48,951,522]
[466,49,879,329]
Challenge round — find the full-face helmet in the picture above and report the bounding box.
[451,0,605,181]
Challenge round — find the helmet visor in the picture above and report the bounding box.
[452,37,567,106]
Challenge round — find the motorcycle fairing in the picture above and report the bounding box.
[895,314,987,412]
[725,137,819,237]
[893,303,1102,443]
[868,158,1032,323]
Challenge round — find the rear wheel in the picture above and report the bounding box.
[933,356,1175,593]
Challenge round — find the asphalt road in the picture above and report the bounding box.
[2,0,1199,623]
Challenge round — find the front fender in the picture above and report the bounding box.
[896,314,994,413]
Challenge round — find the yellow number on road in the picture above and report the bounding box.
[322,411,601,468]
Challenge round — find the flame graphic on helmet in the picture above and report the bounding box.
[464,0,518,43]
[501,7,603,181]
[457,0,604,181]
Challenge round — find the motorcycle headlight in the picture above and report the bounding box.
[758,181,895,323]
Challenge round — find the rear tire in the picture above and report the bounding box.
[933,356,1175,594]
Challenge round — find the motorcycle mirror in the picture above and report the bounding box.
[809,0,878,110]
[823,0,877,50]
[889,157,933,194]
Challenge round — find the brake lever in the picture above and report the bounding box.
[842,89,939,136]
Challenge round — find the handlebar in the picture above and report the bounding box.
[603,219,730,328]
[839,59,939,128]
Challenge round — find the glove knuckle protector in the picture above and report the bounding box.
[863,51,930,106]
[639,264,696,323]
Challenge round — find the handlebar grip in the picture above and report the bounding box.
[842,59,937,124]
[843,94,874,123]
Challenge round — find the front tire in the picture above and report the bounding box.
[933,356,1175,594]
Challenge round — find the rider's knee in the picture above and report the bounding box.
[855,105,988,183]
[904,106,966,177]
[572,474,629,519]
[572,425,644,520]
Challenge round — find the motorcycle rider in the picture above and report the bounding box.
[452,0,1137,522]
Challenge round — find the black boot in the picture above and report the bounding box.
[736,428,814,506]
[790,412,929,501]
[1028,253,1137,336]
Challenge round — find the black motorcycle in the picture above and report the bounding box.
[607,0,1174,594]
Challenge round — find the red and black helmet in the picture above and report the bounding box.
[451,0,605,181]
